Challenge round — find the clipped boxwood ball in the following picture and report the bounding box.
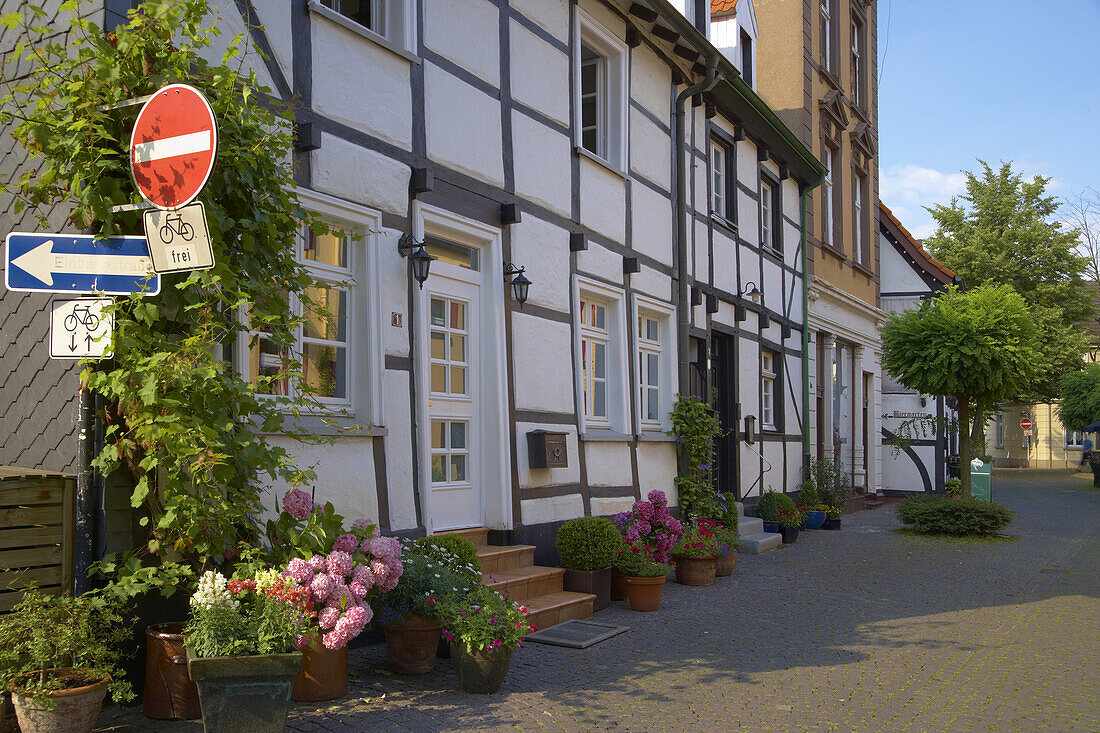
[557,517,624,571]
[414,534,480,570]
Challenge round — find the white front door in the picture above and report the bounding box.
[426,273,481,530]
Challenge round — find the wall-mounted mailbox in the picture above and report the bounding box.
[527,430,568,469]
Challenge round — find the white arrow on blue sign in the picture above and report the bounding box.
[4,232,160,295]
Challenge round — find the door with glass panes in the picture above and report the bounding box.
[426,269,481,531]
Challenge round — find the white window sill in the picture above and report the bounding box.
[637,430,675,442]
[580,429,632,442]
[307,1,420,64]
[574,145,627,179]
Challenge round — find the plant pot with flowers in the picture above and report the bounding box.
[372,540,482,675]
[778,508,802,544]
[797,482,826,529]
[615,548,670,612]
[671,518,721,586]
[822,505,843,530]
[438,587,534,694]
[0,587,134,733]
[711,520,741,577]
[183,568,314,733]
[557,517,624,611]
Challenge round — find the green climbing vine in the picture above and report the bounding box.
[669,394,732,524]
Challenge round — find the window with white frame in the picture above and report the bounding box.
[633,297,675,432]
[575,10,627,171]
[821,147,834,246]
[431,419,469,485]
[820,0,833,71]
[711,140,730,220]
[760,175,780,251]
[637,313,662,426]
[580,296,611,427]
[1066,430,1085,448]
[850,15,865,107]
[853,171,865,264]
[762,350,777,430]
[313,0,415,51]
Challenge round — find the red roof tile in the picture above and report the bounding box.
[878,202,956,284]
[711,0,739,15]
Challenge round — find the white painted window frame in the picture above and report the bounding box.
[1066,429,1085,448]
[994,412,1004,448]
[822,147,834,246]
[820,0,832,71]
[762,349,776,431]
[574,8,629,174]
[853,171,865,264]
[711,140,727,219]
[573,276,630,436]
[308,0,417,59]
[579,295,611,427]
[632,294,676,433]
[850,15,864,107]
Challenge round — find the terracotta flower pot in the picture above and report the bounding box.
[674,556,718,586]
[449,641,513,694]
[291,641,348,701]
[562,567,612,611]
[186,649,301,733]
[623,575,665,612]
[11,669,108,733]
[715,549,738,577]
[611,568,628,601]
[385,615,442,675]
[143,622,201,720]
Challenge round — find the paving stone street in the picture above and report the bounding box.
[96,470,1100,732]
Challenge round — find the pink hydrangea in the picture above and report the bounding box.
[318,606,340,631]
[367,536,401,561]
[635,520,652,536]
[667,518,683,535]
[376,558,403,591]
[285,557,314,585]
[307,555,326,571]
[351,564,374,589]
[648,490,668,508]
[332,534,359,554]
[282,488,314,520]
[624,526,641,543]
[345,604,370,629]
[634,502,654,521]
[310,573,336,604]
[351,518,378,536]
[349,581,368,602]
[325,550,354,578]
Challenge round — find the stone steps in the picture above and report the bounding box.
[735,502,782,555]
[482,565,565,603]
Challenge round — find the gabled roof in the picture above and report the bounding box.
[878,202,956,285]
[711,0,739,15]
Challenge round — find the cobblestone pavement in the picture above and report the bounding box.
[96,470,1100,732]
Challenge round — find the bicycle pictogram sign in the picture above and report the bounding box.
[50,298,113,360]
[143,201,214,274]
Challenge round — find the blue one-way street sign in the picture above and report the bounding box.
[4,232,160,295]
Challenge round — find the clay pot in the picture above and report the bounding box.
[143,622,201,720]
[562,567,612,611]
[611,568,627,601]
[449,641,513,694]
[674,556,718,586]
[715,549,738,577]
[291,641,348,701]
[11,669,108,733]
[186,649,301,733]
[385,615,442,675]
[623,575,665,612]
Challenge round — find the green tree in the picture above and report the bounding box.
[924,161,1092,411]
[2,0,328,595]
[1056,363,1100,433]
[881,285,1039,496]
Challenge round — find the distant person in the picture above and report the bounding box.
[1081,435,1093,467]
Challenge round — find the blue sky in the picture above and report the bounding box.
[876,0,1100,238]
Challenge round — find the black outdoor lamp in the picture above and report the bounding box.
[743,415,757,445]
[738,281,763,304]
[398,233,434,289]
[504,262,532,307]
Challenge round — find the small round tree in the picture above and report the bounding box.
[881,284,1039,497]
[1057,363,1100,433]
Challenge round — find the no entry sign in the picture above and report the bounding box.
[1020,417,1033,431]
[130,84,217,209]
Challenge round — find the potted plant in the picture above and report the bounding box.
[712,521,741,577]
[184,569,313,731]
[612,491,683,565]
[0,588,133,733]
[945,477,963,500]
[755,490,782,533]
[822,505,843,530]
[372,540,482,674]
[438,587,534,694]
[778,508,802,543]
[671,518,721,586]
[615,547,669,612]
[557,517,624,611]
[798,482,826,529]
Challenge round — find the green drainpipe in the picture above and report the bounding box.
[801,175,825,472]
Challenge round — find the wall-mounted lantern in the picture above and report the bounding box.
[398,233,434,289]
[738,281,762,304]
[503,262,531,307]
[743,415,757,445]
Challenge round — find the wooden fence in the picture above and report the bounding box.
[0,467,74,612]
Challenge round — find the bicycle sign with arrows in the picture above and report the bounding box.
[50,298,113,360]
[142,201,214,274]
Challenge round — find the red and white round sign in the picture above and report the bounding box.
[130,84,217,210]
[1020,417,1033,431]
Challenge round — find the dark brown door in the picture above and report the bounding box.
[711,332,740,499]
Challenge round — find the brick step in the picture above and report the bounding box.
[476,544,536,573]
[483,565,564,603]
[521,590,595,631]
[435,526,489,547]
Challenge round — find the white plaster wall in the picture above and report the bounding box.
[763,442,784,487]
[253,0,293,88]
[201,0,278,93]
[509,22,570,126]
[512,0,569,42]
[693,223,709,282]
[630,46,670,119]
[636,441,678,504]
[424,0,500,87]
[312,134,410,216]
[630,266,671,302]
[521,494,585,525]
[630,184,673,266]
[629,109,671,190]
[511,112,572,218]
[262,435,379,523]
[738,188,759,245]
[578,0,626,40]
[714,234,737,295]
[379,232,411,358]
[762,259,783,314]
[515,422,581,488]
[424,63,504,187]
[578,159,626,242]
[881,240,930,293]
[583,442,632,486]
[511,313,575,413]
[381,370,418,530]
[311,18,413,148]
[738,141,759,190]
[591,496,636,517]
[881,392,936,493]
[511,216,571,313]
[575,242,623,283]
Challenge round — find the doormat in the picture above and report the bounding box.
[524,620,629,649]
